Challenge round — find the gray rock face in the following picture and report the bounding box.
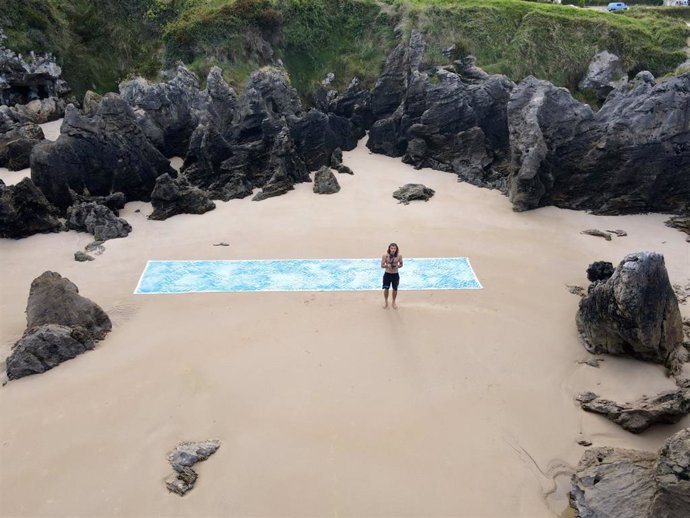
[165,440,220,496]
[576,252,683,364]
[149,173,215,220]
[316,77,373,138]
[66,202,131,241]
[0,106,45,170]
[508,73,690,214]
[5,324,94,380]
[578,389,690,433]
[119,64,207,157]
[570,429,690,518]
[578,51,628,102]
[31,95,175,210]
[313,166,340,194]
[649,428,690,517]
[69,191,126,215]
[74,251,94,262]
[393,184,435,204]
[26,271,112,340]
[0,178,62,238]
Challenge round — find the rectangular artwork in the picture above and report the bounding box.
[134,258,483,294]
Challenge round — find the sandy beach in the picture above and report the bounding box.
[0,121,688,517]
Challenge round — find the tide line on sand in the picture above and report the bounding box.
[134,258,483,294]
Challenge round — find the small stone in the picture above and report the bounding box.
[576,391,598,404]
[213,242,230,247]
[74,251,94,262]
[577,439,593,447]
[85,241,106,255]
[606,229,627,237]
[567,285,585,297]
[581,229,611,241]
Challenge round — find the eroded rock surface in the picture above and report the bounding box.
[393,184,435,204]
[66,202,131,241]
[149,173,215,220]
[0,177,62,238]
[165,440,220,496]
[578,50,628,102]
[313,166,340,194]
[0,106,45,170]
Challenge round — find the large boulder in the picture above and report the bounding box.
[149,173,215,220]
[313,166,340,194]
[30,96,175,210]
[578,50,628,102]
[65,202,131,241]
[576,252,684,364]
[393,184,435,204]
[570,429,690,518]
[0,178,62,238]
[508,72,690,214]
[119,64,208,156]
[0,106,45,170]
[25,271,112,340]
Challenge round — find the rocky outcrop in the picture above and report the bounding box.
[119,64,207,157]
[5,271,112,380]
[576,252,684,364]
[508,72,690,214]
[315,76,373,138]
[0,178,62,238]
[586,261,614,283]
[393,184,435,204]
[365,32,514,190]
[165,440,220,496]
[665,215,690,242]
[578,51,628,102]
[313,166,340,194]
[69,191,126,215]
[577,389,690,433]
[0,106,45,170]
[149,173,215,220]
[570,429,690,518]
[31,95,174,210]
[66,202,131,241]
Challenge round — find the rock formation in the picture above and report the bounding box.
[31,95,174,210]
[393,184,435,204]
[570,428,690,517]
[576,252,684,364]
[0,178,62,238]
[165,440,220,496]
[5,271,112,379]
[577,389,690,433]
[0,106,45,170]
[313,166,340,194]
[586,261,614,283]
[578,50,628,102]
[149,173,215,220]
[66,202,131,241]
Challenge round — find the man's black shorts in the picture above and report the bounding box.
[382,272,400,290]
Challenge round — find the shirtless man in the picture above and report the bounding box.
[381,243,403,309]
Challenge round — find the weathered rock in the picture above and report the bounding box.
[85,240,106,256]
[508,73,690,214]
[31,95,175,210]
[5,324,94,380]
[393,184,435,204]
[313,166,340,194]
[586,261,614,283]
[149,173,215,220]
[82,90,102,116]
[578,51,628,102]
[0,107,45,170]
[581,229,612,241]
[576,252,684,364]
[319,76,373,137]
[119,64,207,156]
[12,97,69,124]
[570,429,690,518]
[665,215,690,242]
[0,177,62,238]
[289,110,358,170]
[578,389,690,433]
[649,428,690,517]
[66,202,131,241]
[69,191,126,215]
[165,440,220,496]
[74,251,94,262]
[334,164,353,175]
[25,271,112,340]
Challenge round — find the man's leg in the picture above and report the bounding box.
[383,288,389,308]
[391,289,397,309]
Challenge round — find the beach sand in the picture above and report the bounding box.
[1,123,688,517]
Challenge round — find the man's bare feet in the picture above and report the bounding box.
[392,303,398,309]
[383,302,389,309]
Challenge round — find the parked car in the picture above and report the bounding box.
[607,2,629,11]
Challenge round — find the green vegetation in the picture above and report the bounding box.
[1,0,687,101]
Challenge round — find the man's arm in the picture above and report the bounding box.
[381,255,388,268]
[398,256,403,268]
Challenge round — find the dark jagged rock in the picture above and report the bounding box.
[313,166,340,194]
[0,106,45,170]
[74,251,94,262]
[508,73,690,214]
[577,389,690,433]
[586,261,614,282]
[11,97,69,124]
[31,95,174,210]
[393,184,435,204]
[578,51,627,102]
[119,64,207,157]
[66,202,131,241]
[0,178,62,239]
[576,252,683,364]
[5,324,94,380]
[25,271,112,340]
[317,77,373,137]
[165,440,220,496]
[289,110,358,170]
[149,173,215,220]
[69,191,126,215]
[570,429,690,518]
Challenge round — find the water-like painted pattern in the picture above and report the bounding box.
[134,258,482,294]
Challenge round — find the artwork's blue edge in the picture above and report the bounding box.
[133,258,484,294]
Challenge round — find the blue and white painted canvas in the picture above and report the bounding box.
[134,258,482,294]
